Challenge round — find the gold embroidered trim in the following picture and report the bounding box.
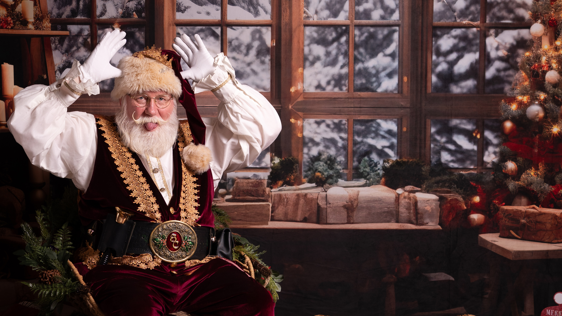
[177,122,201,226]
[109,253,162,270]
[97,117,162,222]
[76,243,100,270]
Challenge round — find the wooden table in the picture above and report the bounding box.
[479,233,562,316]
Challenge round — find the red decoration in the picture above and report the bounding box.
[532,63,541,70]
[543,64,551,71]
[165,231,183,252]
[541,184,562,208]
[549,17,558,28]
[0,17,13,29]
[504,129,562,164]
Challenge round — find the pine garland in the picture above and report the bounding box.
[211,206,283,302]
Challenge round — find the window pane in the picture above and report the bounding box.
[48,0,91,18]
[228,0,271,20]
[51,25,91,80]
[431,119,478,168]
[433,0,480,23]
[432,28,479,93]
[484,119,502,167]
[354,27,398,93]
[353,119,397,168]
[485,29,531,94]
[227,27,271,92]
[177,26,221,74]
[304,26,348,92]
[487,0,532,23]
[249,147,271,168]
[176,0,221,19]
[97,0,145,18]
[355,0,399,20]
[304,0,349,20]
[303,119,348,173]
[97,26,146,91]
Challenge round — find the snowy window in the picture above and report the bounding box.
[303,118,399,179]
[48,0,146,91]
[430,119,478,168]
[176,0,273,92]
[352,119,398,168]
[304,0,401,94]
[431,0,533,94]
[430,118,502,169]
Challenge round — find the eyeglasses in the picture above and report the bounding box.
[129,94,173,109]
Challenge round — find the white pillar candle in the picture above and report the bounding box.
[0,100,5,124]
[22,0,34,21]
[13,85,23,96]
[2,63,14,99]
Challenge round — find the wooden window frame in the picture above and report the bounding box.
[421,0,532,168]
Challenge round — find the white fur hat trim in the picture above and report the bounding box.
[182,143,212,174]
[111,55,182,100]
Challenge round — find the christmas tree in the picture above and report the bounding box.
[482,0,562,230]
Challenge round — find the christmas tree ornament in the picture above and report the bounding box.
[546,70,561,84]
[527,103,545,121]
[549,17,558,28]
[543,64,551,71]
[503,161,518,176]
[502,120,516,134]
[468,213,485,227]
[531,23,545,37]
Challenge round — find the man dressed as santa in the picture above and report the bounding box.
[8,28,281,315]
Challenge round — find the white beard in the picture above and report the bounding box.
[115,103,179,158]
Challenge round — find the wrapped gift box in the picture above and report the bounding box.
[499,206,562,243]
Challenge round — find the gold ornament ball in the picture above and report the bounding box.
[502,120,516,135]
[503,161,518,176]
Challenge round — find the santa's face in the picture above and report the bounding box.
[115,90,179,158]
[126,90,175,131]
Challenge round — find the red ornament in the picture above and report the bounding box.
[543,64,551,71]
[549,17,558,27]
[532,63,541,70]
[165,231,183,252]
[0,17,13,29]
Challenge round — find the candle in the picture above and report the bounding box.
[2,63,13,99]
[22,0,34,22]
[13,85,23,96]
[0,100,5,125]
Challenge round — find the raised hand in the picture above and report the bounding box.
[81,29,127,83]
[172,34,214,82]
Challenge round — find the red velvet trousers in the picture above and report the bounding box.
[83,258,275,316]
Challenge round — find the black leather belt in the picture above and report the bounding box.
[97,213,214,263]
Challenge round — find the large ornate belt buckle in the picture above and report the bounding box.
[149,220,197,263]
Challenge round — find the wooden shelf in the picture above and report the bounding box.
[0,29,69,37]
[231,221,442,230]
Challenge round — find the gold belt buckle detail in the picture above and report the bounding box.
[149,220,198,263]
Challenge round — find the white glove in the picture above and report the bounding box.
[81,29,127,83]
[172,34,214,82]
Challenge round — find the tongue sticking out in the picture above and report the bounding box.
[145,122,159,131]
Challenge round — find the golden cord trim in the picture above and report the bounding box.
[177,122,201,226]
[97,117,162,222]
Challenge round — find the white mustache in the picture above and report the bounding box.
[131,111,169,125]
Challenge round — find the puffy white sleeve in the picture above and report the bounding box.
[193,53,281,189]
[7,62,99,192]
